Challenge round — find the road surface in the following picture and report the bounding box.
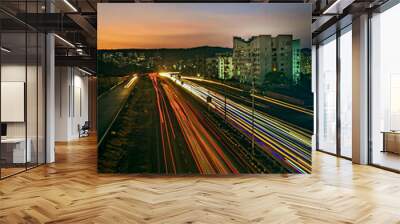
[97,75,137,143]
[183,77,313,132]
[165,74,312,173]
[98,73,311,174]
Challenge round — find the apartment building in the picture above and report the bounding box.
[232,35,293,86]
[292,39,301,83]
[217,54,233,80]
[205,53,233,80]
[205,57,218,79]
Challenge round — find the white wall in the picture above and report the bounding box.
[0,64,41,138]
[1,64,26,138]
[1,63,46,164]
[55,66,70,141]
[55,67,89,141]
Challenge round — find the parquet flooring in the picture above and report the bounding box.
[1,135,400,223]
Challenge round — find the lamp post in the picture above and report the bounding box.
[219,56,227,122]
[247,62,255,156]
[251,65,255,156]
[223,70,227,122]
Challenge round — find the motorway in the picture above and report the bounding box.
[150,73,239,174]
[183,77,313,132]
[162,74,312,173]
[98,73,290,174]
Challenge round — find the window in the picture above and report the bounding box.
[0,1,46,179]
[317,35,337,154]
[339,26,352,158]
[370,3,400,171]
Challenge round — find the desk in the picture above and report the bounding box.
[382,131,400,154]
[1,138,31,164]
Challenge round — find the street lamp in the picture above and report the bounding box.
[251,63,255,156]
[223,69,227,122]
[246,62,256,156]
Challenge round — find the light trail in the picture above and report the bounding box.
[124,74,138,88]
[182,76,313,116]
[161,73,312,173]
[183,76,244,92]
[251,94,313,116]
[159,76,239,174]
[150,73,177,174]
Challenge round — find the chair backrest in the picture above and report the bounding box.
[82,121,90,129]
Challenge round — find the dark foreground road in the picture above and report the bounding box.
[97,75,137,142]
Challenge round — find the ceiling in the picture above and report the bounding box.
[0,0,391,73]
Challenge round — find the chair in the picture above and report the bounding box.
[78,121,90,138]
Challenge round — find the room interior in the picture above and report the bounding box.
[0,0,399,223]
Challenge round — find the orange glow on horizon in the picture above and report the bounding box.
[97,4,311,50]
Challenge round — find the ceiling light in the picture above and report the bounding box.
[322,0,354,15]
[78,67,92,76]
[63,0,78,12]
[54,34,75,48]
[322,0,342,14]
[1,47,11,53]
[76,48,85,55]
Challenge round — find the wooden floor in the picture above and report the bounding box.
[372,150,400,171]
[1,167,26,178]
[1,136,400,224]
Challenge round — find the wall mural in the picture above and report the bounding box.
[97,3,313,174]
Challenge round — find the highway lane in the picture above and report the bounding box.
[183,77,313,132]
[151,74,251,174]
[183,77,313,114]
[97,74,138,143]
[162,74,312,173]
[149,73,199,174]
[160,78,280,173]
[156,75,287,174]
[162,81,238,174]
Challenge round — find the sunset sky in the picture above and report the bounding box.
[98,4,311,50]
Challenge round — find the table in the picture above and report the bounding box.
[382,131,400,154]
[1,138,32,164]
